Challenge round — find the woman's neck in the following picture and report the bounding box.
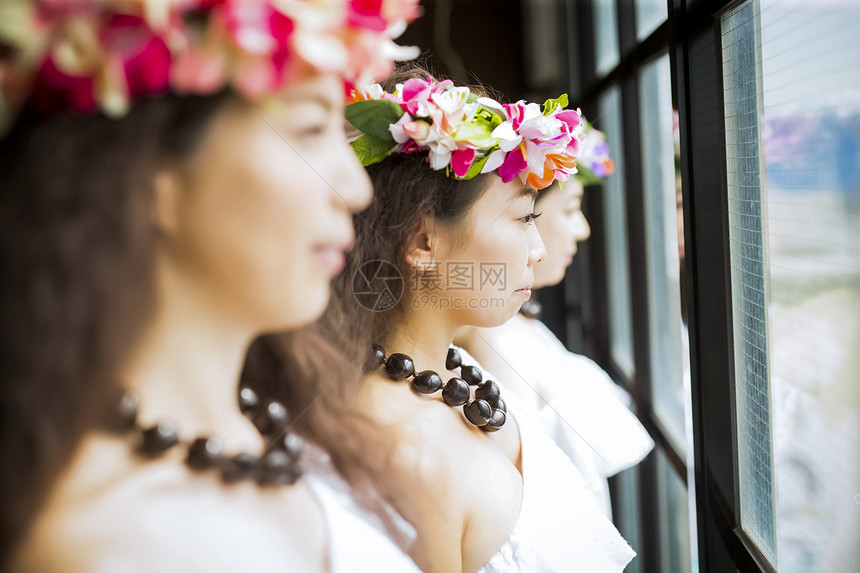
[122,290,262,454]
[384,306,461,375]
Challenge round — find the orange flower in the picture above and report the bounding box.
[603,158,615,176]
[527,165,555,189]
[546,153,576,171]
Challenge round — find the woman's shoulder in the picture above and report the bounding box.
[15,433,327,573]
[359,368,524,572]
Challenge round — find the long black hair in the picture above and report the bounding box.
[0,92,230,560]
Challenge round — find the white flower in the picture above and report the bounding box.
[481,148,508,174]
[519,114,562,141]
[431,86,469,115]
[389,113,413,143]
[476,96,505,114]
[491,122,522,151]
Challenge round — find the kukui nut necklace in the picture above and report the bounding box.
[370,344,507,432]
[107,387,303,486]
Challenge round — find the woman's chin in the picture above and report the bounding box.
[261,288,330,333]
[465,303,522,329]
[535,266,567,289]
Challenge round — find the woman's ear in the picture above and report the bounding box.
[405,221,435,271]
[151,169,182,236]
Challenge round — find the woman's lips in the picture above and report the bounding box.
[514,286,532,299]
[314,239,353,274]
[314,246,345,274]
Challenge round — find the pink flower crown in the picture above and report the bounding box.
[0,0,420,132]
[345,77,585,190]
[574,120,614,185]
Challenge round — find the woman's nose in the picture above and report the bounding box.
[529,227,547,266]
[330,138,373,213]
[573,212,591,241]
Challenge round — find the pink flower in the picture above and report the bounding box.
[31,12,171,116]
[556,109,581,132]
[380,0,422,24]
[347,0,388,32]
[170,45,227,94]
[104,14,171,98]
[451,147,475,178]
[498,145,528,183]
[219,0,295,90]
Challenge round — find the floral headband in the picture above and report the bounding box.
[345,77,585,190]
[0,0,420,133]
[574,120,614,186]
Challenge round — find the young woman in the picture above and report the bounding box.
[0,1,422,571]
[308,67,636,572]
[457,126,654,517]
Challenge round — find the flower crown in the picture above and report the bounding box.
[0,0,420,133]
[574,121,615,186]
[345,77,585,190]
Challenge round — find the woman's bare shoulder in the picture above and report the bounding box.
[14,434,327,573]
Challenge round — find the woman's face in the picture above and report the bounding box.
[533,180,590,288]
[159,72,372,332]
[417,176,546,328]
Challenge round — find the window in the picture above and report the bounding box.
[636,0,668,41]
[640,53,687,450]
[657,448,693,573]
[599,85,637,379]
[594,0,620,77]
[722,0,860,570]
[568,3,695,571]
[566,0,857,570]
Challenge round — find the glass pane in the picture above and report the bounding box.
[722,2,779,563]
[636,0,668,41]
[639,53,700,571]
[613,465,643,573]
[639,53,687,449]
[594,0,620,77]
[657,450,693,573]
[598,86,635,379]
[723,1,860,570]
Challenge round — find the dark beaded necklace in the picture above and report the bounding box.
[518,299,542,320]
[369,345,507,432]
[108,387,304,486]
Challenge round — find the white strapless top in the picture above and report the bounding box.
[478,413,636,572]
[303,452,421,573]
[450,347,636,573]
[471,316,654,516]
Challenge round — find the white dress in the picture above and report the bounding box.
[452,347,636,573]
[303,449,422,573]
[468,315,654,517]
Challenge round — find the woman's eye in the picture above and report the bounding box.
[296,124,328,137]
[521,212,543,223]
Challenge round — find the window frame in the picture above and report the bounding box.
[560,0,779,571]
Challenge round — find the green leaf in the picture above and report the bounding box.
[351,134,395,167]
[574,166,604,186]
[344,99,404,142]
[460,153,491,180]
[455,123,497,148]
[475,107,504,128]
[542,94,569,115]
[455,108,503,147]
